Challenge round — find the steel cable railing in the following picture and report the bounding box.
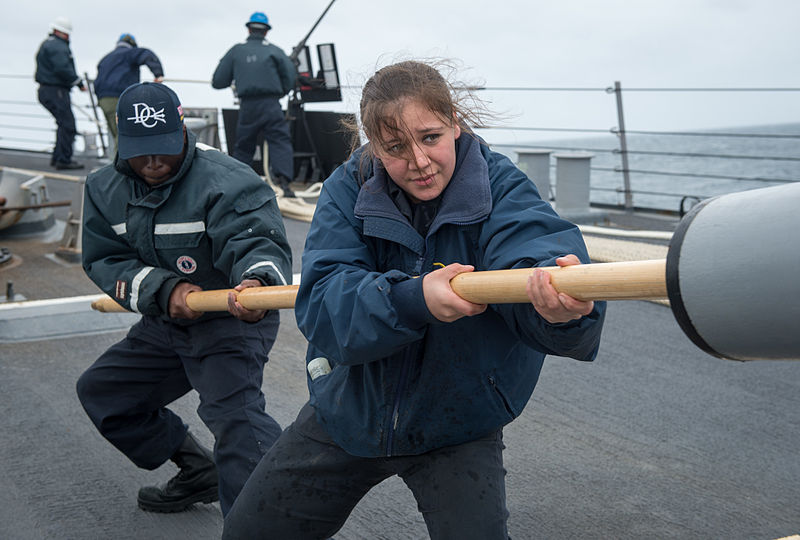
[477,83,800,211]
[614,149,800,161]
[2,75,798,212]
[615,128,800,139]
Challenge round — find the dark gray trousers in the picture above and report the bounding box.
[233,97,293,181]
[223,402,510,539]
[76,312,282,516]
[37,84,76,164]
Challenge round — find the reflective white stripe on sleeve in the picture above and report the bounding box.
[111,223,127,235]
[196,142,217,152]
[243,261,288,286]
[129,266,155,313]
[154,221,206,235]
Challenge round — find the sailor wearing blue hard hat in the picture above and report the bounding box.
[212,11,297,197]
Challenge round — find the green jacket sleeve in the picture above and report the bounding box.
[205,167,292,288]
[211,47,235,89]
[278,52,297,96]
[81,175,180,315]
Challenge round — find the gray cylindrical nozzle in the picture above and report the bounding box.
[666,182,800,361]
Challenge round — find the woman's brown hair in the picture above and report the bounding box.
[343,59,492,179]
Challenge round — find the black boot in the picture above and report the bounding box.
[274,174,296,198]
[54,160,84,170]
[137,431,219,513]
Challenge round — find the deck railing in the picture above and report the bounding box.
[2,73,798,214]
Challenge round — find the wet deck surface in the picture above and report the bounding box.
[1,152,799,539]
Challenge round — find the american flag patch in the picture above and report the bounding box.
[115,280,127,300]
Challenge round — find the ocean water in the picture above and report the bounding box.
[495,122,800,213]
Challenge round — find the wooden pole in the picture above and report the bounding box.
[450,259,666,303]
[91,259,667,314]
[185,285,299,312]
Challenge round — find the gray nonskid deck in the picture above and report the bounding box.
[2,303,799,539]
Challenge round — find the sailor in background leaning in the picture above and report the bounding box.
[94,32,165,150]
[76,82,292,517]
[34,16,86,170]
[212,11,297,197]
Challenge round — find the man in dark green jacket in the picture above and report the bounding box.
[34,16,86,170]
[212,11,297,196]
[76,82,292,517]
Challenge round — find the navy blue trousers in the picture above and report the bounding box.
[232,97,293,181]
[76,311,282,516]
[37,84,76,165]
[223,402,510,539]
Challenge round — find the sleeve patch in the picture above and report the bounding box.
[115,280,127,301]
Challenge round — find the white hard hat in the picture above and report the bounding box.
[50,17,72,35]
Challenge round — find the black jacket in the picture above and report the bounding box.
[35,34,81,88]
[212,36,296,98]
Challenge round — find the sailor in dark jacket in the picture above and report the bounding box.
[94,33,164,147]
[76,82,292,517]
[224,60,605,540]
[212,11,297,197]
[34,17,86,170]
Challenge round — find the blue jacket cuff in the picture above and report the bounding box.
[390,276,438,329]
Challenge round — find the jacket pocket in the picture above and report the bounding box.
[153,221,205,249]
[487,374,518,419]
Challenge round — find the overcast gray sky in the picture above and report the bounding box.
[4,0,800,146]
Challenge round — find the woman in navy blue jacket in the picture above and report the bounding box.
[224,60,606,540]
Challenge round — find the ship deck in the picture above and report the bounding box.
[1,149,798,539]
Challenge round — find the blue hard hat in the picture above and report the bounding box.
[118,33,137,46]
[246,12,271,30]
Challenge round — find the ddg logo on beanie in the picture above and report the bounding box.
[116,82,185,160]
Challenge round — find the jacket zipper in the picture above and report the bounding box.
[386,356,410,457]
[386,250,425,456]
[386,240,430,455]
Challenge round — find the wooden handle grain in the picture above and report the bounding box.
[450,259,667,303]
[91,297,128,313]
[89,286,300,313]
[185,285,300,312]
[90,259,668,313]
